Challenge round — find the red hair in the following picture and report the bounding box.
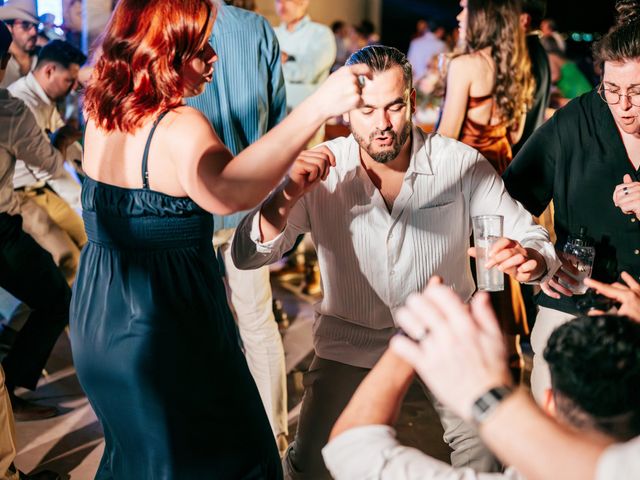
[84,0,215,133]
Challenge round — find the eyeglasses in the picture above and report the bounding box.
[598,83,640,107]
[12,20,39,31]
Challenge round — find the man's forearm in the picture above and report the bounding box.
[330,349,415,440]
[480,389,611,480]
[259,185,300,242]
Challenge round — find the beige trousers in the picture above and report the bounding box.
[13,189,86,284]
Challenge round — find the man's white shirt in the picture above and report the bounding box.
[233,127,560,369]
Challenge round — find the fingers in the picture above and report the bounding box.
[467,247,477,259]
[346,63,374,80]
[621,272,640,292]
[390,335,424,370]
[485,239,524,269]
[423,284,473,337]
[428,275,443,286]
[395,306,429,341]
[583,278,624,301]
[311,145,336,167]
[470,292,501,337]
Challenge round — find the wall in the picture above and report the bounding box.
[255,0,381,33]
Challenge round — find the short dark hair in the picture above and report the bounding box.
[0,21,11,57]
[593,0,640,66]
[224,0,255,10]
[346,45,413,91]
[544,315,640,441]
[35,39,87,70]
[521,0,547,29]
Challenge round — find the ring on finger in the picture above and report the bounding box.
[414,328,430,343]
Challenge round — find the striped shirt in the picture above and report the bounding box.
[233,127,560,368]
[187,4,287,231]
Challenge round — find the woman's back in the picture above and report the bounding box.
[83,107,203,198]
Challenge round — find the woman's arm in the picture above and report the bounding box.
[436,56,472,140]
[171,65,371,214]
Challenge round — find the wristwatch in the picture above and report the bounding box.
[471,385,515,425]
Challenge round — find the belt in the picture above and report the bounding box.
[14,184,53,195]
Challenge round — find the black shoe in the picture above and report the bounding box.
[19,470,63,480]
[10,393,58,422]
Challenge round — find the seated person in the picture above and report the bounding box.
[324,278,640,479]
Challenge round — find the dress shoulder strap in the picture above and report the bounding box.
[141,110,170,189]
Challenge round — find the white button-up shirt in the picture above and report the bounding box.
[233,127,560,368]
[275,16,336,109]
[8,73,83,211]
[323,425,525,480]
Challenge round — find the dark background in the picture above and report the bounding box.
[381,0,618,53]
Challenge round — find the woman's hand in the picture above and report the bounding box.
[311,64,372,119]
[584,272,640,322]
[613,174,640,220]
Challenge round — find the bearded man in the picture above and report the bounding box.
[232,45,560,480]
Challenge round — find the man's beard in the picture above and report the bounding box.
[352,122,412,164]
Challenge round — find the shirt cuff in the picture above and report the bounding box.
[248,208,288,254]
[322,425,400,480]
[520,239,562,285]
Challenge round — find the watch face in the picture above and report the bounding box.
[471,386,514,424]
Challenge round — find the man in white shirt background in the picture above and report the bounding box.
[0,0,39,89]
[324,284,640,480]
[232,45,560,479]
[407,18,448,82]
[8,39,85,284]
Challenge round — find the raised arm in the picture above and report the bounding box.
[391,283,613,480]
[171,65,370,215]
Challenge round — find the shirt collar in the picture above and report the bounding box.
[282,15,311,33]
[341,125,434,180]
[25,72,52,106]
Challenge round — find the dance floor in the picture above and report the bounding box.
[14,274,459,478]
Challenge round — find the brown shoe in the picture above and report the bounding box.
[10,393,58,422]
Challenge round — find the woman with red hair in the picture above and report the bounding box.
[69,0,369,478]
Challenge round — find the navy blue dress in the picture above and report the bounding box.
[70,114,282,479]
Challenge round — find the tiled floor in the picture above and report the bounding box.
[14,277,465,478]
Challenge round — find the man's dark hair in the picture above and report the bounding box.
[224,0,255,10]
[35,39,87,70]
[332,20,345,34]
[0,21,11,57]
[521,0,547,29]
[544,315,640,441]
[346,45,413,91]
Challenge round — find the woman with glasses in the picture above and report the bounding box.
[503,0,640,405]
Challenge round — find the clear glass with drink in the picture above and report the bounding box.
[559,227,596,295]
[472,215,505,292]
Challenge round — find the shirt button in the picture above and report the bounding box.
[632,217,637,223]
[635,249,640,255]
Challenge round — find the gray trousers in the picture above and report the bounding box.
[283,356,500,479]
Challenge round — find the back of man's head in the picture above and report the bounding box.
[544,315,640,441]
[224,0,256,11]
[522,0,547,29]
[346,45,413,92]
[0,20,11,58]
[35,39,86,71]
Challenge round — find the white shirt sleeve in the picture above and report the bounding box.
[596,436,640,480]
[231,193,311,270]
[322,425,525,480]
[282,27,336,85]
[465,152,561,284]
